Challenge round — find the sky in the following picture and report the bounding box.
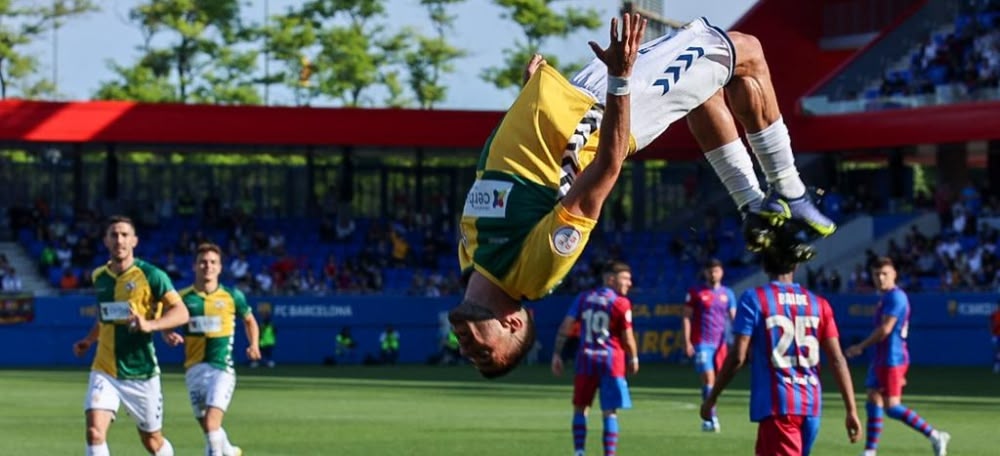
[38,0,757,110]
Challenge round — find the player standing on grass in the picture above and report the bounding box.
[682,258,736,432]
[162,243,259,456]
[846,257,951,456]
[450,10,838,377]
[551,261,639,456]
[702,244,860,456]
[72,215,190,456]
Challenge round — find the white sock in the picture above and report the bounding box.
[86,443,110,456]
[155,438,174,456]
[745,117,806,199]
[704,138,764,209]
[207,430,226,456]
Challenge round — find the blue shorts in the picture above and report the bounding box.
[694,343,720,374]
[573,374,632,411]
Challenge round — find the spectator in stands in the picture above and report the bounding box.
[268,229,286,256]
[254,267,273,294]
[379,324,400,365]
[60,268,80,291]
[177,190,197,220]
[1,267,21,292]
[72,236,97,268]
[937,234,962,261]
[389,228,410,267]
[38,244,56,274]
[229,253,249,284]
[52,239,73,268]
[163,252,182,281]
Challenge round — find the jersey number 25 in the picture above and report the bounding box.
[765,315,820,369]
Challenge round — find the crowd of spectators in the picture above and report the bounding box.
[875,1,1000,100]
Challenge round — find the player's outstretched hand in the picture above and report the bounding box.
[161,331,184,347]
[72,339,93,357]
[522,54,547,85]
[588,12,647,78]
[551,355,564,376]
[699,399,715,421]
[845,412,862,443]
[844,344,863,359]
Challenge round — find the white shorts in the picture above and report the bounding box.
[185,363,237,418]
[84,370,163,432]
[571,17,735,151]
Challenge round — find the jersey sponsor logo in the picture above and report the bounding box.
[99,301,132,322]
[189,316,223,333]
[552,226,582,256]
[463,180,513,218]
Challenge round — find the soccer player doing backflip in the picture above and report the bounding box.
[450,12,836,376]
[845,257,950,456]
[551,262,639,456]
[701,237,860,456]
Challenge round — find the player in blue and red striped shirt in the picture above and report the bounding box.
[702,248,860,456]
[552,261,639,456]
[846,257,951,456]
[683,258,736,432]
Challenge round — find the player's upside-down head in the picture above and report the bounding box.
[448,296,536,379]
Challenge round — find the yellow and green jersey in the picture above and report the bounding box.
[459,64,635,299]
[180,284,251,372]
[91,259,178,380]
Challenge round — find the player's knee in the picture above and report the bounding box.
[727,31,767,79]
[85,425,106,444]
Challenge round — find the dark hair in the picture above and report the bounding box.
[760,248,797,276]
[872,256,895,270]
[602,261,631,277]
[196,242,223,260]
[704,258,723,269]
[104,215,136,235]
[480,309,536,379]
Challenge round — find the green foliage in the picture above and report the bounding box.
[404,0,467,109]
[482,0,601,91]
[0,0,98,99]
[95,0,260,104]
[258,8,320,106]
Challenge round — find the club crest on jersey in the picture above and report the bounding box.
[125,281,136,292]
[552,226,582,256]
[215,300,225,309]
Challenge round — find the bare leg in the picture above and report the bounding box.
[723,32,782,133]
[688,90,764,210]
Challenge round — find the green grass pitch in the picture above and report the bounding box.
[0,364,996,455]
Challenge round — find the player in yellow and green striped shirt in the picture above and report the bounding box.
[72,215,189,456]
[163,242,259,456]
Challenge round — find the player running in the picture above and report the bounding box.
[161,243,259,456]
[701,243,860,456]
[72,215,190,456]
[683,258,736,432]
[846,257,951,456]
[450,12,836,377]
[551,261,639,456]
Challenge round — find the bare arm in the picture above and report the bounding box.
[561,14,646,220]
[701,334,750,420]
[682,306,694,356]
[623,327,639,375]
[132,291,190,333]
[550,316,576,376]
[73,321,100,357]
[822,336,862,443]
[244,313,261,361]
[845,315,897,357]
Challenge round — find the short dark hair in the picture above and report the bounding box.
[873,256,895,270]
[602,261,631,277]
[104,215,136,235]
[704,258,723,269]
[760,249,797,276]
[480,309,536,379]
